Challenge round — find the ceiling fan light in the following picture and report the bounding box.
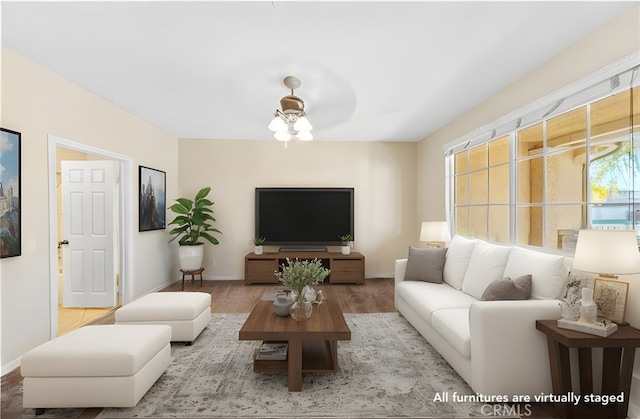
[297,130,313,141]
[293,116,313,132]
[274,131,291,142]
[268,116,285,132]
[269,76,314,144]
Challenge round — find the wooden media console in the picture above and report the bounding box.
[244,251,365,285]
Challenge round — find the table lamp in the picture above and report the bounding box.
[572,229,640,324]
[420,221,451,248]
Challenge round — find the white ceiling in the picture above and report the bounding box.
[1,1,635,142]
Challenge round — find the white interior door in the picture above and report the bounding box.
[61,160,117,307]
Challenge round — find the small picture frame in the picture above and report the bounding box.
[139,166,166,231]
[593,278,629,324]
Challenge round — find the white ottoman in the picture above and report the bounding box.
[115,291,211,344]
[21,324,171,415]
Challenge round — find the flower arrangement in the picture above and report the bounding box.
[275,258,330,298]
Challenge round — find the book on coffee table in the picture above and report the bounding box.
[256,342,288,360]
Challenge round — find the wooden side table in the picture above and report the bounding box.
[536,319,640,418]
[180,267,204,290]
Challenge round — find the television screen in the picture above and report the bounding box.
[255,187,354,247]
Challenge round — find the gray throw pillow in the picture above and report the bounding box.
[480,274,532,301]
[404,246,447,283]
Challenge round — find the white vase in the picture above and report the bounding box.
[341,245,351,255]
[178,244,204,271]
[254,245,263,255]
[579,288,597,324]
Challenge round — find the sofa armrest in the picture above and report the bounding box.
[394,259,408,308]
[469,299,561,397]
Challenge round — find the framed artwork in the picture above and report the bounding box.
[593,278,629,324]
[0,128,21,258]
[139,166,166,232]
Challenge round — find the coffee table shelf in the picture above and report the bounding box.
[239,300,351,391]
[253,340,337,373]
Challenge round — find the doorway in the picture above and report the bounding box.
[48,135,134,339]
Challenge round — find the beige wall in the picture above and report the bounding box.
[417,6,640,416]
[1,48,179,372]
[177,139,417,279]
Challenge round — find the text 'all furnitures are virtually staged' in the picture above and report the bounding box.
[3,2,640,419]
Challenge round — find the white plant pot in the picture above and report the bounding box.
[178,244,204,271]
[254,245,263,255]
[341,245,351,255]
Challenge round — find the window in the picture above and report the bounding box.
[447,67,639,252]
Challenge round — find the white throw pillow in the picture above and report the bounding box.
[461,240,512,300]
[503,247,569,300]
[443,235,476,290]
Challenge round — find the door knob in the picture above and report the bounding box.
[58,240,69,248]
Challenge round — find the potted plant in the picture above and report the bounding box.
[274,258,330,320]
[339,234,353,255]
[168,186,222,271]
[559,275,583,321]
[252,237,266,255]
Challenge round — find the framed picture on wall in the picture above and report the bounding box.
[0,128,21,258]
[139,166,166,232]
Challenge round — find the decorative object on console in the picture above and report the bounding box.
[274,258,330,321]
[593,278,629,324]
[419,221,451,248]
[268,76,313,146]
[556,318,618,337]
[252,237,266,255]
[339,233,353,255]
[572,229,640,324]
[558,274,583,321]
[168,186,222,270]
[579,287,597,323]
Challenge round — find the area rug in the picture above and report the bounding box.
[7,313,497,418]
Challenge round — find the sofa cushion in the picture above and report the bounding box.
[431,308,471,358]
[503,247,569,300]
[443,235,476,290]
[404,246,447,283]
[480,274,532,301]
[461,241,512,300]
[395,281,477,325]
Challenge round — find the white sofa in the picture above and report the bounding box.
[395,235,571,398]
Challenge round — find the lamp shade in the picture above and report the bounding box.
[420,221,451,242]
[572,229,640,275]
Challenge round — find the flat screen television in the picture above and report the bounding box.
[255,187,354,248]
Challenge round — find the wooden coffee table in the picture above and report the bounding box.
[238,299,351,391]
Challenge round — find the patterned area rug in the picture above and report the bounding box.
[7,313,493,418]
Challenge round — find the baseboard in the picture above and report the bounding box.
[2,357,21,377]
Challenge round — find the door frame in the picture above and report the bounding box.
[47,135,134,339]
